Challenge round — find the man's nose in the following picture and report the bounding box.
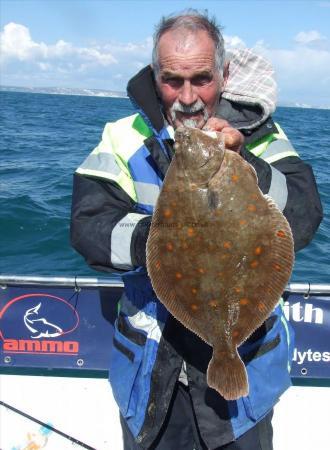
[179,80,198,106]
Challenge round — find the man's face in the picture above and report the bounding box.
[155,29,223,129]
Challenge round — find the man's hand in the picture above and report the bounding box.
[203,118,244,154]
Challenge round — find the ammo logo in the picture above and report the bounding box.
[0,293,80,355]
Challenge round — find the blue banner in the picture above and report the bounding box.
[283,293,330,379]
[0,285,120,372]
[0,285,329,379]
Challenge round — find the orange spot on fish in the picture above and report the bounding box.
[208,300,218,308]
[277,230,286,238]
[233,330,240,338]
[223,241,232,249]
[191,288,198,295]
[166,242,174,251]
[155,260,161,270]
[234,287,241,293]
[175,272,183,279]
[247,204,257,212]
[239,219,247,226]
[191,304,199,311]
[258,303,266,313]
[231,175,239,182]
[254,246,263,255]
[273,263,282,271]
[163,208,172,218]
[250,260,259,269]
[187,228,195,237]
[240,298,249,306]
[197,267,205,274]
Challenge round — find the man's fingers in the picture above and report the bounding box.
[222,127,244,153]
[203,118,244,153]
[203,117,230,132]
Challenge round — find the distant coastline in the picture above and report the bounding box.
[0,85,127,99]
[1,85,329,110]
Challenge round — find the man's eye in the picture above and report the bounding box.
[192,75,213,85]
[163,77,183,88]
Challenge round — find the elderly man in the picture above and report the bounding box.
[71,11,322,450]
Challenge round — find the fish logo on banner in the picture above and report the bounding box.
[24,302,63,339]
[0,293,80,355]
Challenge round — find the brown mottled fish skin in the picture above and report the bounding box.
[146,127,294,401]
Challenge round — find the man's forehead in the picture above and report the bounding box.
[158,54,217,76]
[157,29,216,58]
[157,30,217,74]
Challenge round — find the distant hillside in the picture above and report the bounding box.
[278,100,330,110]
[0,85,127,98]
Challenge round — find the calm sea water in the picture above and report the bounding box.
[0,91,329,283]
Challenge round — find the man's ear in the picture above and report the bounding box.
[221,61,230,92]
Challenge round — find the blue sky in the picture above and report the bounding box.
[1,0,330,107]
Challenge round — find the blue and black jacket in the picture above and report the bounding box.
[70,65,323,448]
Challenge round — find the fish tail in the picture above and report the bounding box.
[207,348,248,401]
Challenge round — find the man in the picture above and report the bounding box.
[71,11,323,450]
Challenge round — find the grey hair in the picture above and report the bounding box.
[152,9,225,79]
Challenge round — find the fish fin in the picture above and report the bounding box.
[266,193,295,295]
[207,348,248,401]
[234,192,294,337]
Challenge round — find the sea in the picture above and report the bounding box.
[0,91,329,284]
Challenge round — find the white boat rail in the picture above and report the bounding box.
[0,275,123,288]
[0,275,329,294]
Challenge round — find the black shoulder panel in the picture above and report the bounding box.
[127,66,164,132]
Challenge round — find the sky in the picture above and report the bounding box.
[1,0,330,107]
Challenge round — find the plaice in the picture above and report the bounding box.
[146,127,294,400]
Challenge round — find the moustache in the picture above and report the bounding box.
[170,99,206,114]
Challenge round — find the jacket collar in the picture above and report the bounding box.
[126,65,165,133]
[217,97,278,143]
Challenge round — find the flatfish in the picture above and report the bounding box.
[146,127,294,400]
